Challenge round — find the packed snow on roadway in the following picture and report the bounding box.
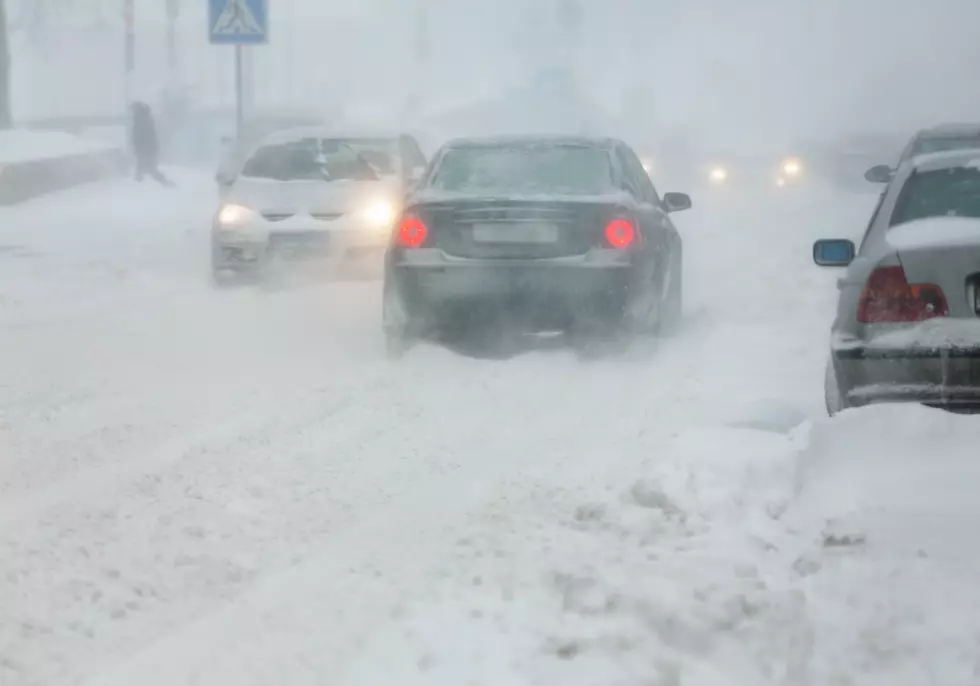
[2,173,980,686]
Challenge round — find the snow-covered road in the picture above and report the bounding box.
[3,175,980,686]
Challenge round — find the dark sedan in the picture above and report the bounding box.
[381,135,692,355]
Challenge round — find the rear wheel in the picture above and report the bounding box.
[824,358,844,416]
[661,250,683,333]
[382,281,419,358]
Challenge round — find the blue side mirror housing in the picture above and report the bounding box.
[813,239,855,267]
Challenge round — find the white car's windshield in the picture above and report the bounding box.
[241,138,396,182]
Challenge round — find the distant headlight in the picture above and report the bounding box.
[641,158,654,174]
[781,157,802,177]
[360,199,397,228]
[708,166,728,183]
[775,176,787,187]
[217,204,256,226]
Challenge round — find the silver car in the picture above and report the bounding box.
[815,148,980,414]
[211,128,428,285]
[864,123,980,183]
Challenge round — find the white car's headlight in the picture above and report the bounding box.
[360,199,397,229]
[217,204,256,227]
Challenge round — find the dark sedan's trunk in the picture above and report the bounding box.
[414,199,617,260]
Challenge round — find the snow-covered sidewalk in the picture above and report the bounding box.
[0,170,215,328]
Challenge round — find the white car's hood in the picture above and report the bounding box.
[226,176,401,214]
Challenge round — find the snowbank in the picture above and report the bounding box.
[336,405,980,686]
[0,129,117,165]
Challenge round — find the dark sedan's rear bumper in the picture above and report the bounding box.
[387,248,645,332]
[833,345,980,412]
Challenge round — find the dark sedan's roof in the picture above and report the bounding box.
[442,134,619,149]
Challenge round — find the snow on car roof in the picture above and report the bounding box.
[887,216,980,251]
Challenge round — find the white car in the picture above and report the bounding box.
[211,128,428,284]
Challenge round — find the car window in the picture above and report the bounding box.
[858,189,888,251]
[889,166,980,227]
[399,135,427,168]
[427,144,615,195]
[241,138,393,181]
[616,145,661,204]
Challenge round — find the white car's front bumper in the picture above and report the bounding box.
[212,214,391,269]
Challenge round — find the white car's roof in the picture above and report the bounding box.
[910,147,980,172]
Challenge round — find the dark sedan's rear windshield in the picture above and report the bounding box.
[428,144,615,195]
[890,167,980,226]
[910,135,980,157]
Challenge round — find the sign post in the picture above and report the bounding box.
[208,0,268,145]
[166,0,179,86]
[124,0,135,108]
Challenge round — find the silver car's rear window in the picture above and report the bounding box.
[890,167,980,226]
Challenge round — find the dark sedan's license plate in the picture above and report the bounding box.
[472,222,559,244]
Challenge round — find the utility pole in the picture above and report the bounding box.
[0,0,11,129]
[166,0,179,89]
[404,1,428,123]
[123,0,134,109]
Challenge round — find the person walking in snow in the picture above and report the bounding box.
[130,101,174,187]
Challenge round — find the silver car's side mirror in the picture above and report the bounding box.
[864,164,893,184]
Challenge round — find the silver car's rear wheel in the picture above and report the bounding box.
[824,358,844,416]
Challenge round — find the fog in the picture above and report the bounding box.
[9,0,980,145]
[7,2,980,685]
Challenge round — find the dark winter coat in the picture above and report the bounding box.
[131,102,159,161]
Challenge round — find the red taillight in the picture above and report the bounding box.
[604,218,635,249]
[397,216,428,248]
[857,265,948,323]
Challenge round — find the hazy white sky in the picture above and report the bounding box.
[9,0,980,147]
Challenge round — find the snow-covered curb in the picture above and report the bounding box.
[0,129,117,165]
[0,135,127,205]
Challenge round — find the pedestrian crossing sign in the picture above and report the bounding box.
[209,0,268,45]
